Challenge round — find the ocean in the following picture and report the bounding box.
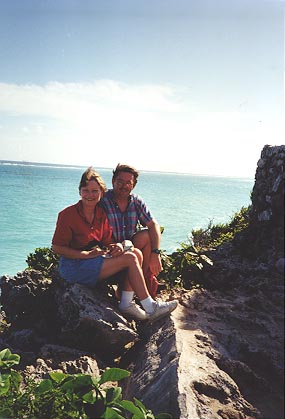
[0,161,254,277]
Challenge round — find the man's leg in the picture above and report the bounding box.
[132,229,151,277]
[132,229,158,298]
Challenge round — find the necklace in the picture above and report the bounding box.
[84,211,95,230]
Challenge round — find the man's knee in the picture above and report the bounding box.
[132,229,150,249]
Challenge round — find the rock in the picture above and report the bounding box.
[0,271,140,362]
[54,282,139,361]
[21,344,102,384]
[138,284,281,417]
[275,258,285,274]
[0,270,57,332]
[121,299,261,419]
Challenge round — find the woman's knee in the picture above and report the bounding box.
[124,250,141,266]
[133,248,143,264]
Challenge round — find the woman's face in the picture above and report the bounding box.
[80,180,102,208]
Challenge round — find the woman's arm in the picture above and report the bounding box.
[52,244,105,259]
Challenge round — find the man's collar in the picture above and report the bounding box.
[108,189,133,203]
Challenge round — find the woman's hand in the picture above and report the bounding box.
[52,244,104,260]
[86,246,106,258]
[107,242,124,258]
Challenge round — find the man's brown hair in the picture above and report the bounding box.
[112,163,139,186]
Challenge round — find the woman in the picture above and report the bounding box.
[52,167,177,322]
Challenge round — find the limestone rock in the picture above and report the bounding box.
[121,296,266,419]
[54,282,139,360]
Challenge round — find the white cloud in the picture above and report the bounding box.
[0,80,283,177]
[0,80,185,119]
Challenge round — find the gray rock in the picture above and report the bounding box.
[275,258,285,274]
[55,282,139,360]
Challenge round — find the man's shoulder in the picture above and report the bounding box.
[131,193,146,205]
[103,189,114,201]
[101,190,116,212]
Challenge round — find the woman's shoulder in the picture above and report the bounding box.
[58,201,81,216]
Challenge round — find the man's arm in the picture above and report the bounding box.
[146,219,163,276]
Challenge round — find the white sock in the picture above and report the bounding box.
[119,291,135,309]
[140,296,157,314]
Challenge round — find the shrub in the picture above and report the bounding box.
[0,348,172,419]
[191,206,250,249]
[159,206,250,289]
[26,247,59,276]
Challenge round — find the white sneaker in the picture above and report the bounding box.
[119,301,148,321]
[147,300,178,322]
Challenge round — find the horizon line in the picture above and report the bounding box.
[0,159,255,180]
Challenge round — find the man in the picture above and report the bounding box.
[102,163,162,297]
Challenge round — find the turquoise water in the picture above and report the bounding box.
[0,162,254,276]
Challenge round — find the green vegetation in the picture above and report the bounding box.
[0,348,171,419]
[190,206,250,249]
[26,247,59,276]
[159,206,250,289]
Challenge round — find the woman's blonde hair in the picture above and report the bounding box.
[79,167,107,192]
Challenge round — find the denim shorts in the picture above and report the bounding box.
[59,256,105,287]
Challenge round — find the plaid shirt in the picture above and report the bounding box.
[101,190,153,242]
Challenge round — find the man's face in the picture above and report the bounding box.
[112,171,135,198]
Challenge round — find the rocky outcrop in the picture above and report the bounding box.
[238,144,284,272]
[252,144,284,223]
[54,280,139,360]
[0,145,284,419]
[126,307,258,419]
[0,271,138,365]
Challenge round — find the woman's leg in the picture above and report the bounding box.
[98,251,149,301]
[98,250,178,322]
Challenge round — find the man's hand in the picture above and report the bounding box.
[150,252,162,277]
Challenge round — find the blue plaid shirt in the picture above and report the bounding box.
[101,190,153,242]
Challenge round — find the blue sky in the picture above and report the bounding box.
[0,0,284,177]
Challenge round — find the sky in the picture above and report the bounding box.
[0,0,284,178]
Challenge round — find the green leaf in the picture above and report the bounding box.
[0,349,20,370]
[49,371,68,384]
[119,400,145,418]
[0,349,11,361]
[106,386,122,404]
[134,397,148,411]
[82,390,96,403]
[34,379,54,394]
[99,368,130,385]
[0,373,10,395]
[10,370,22,390]
[104,406,125,419]
[61,374,93,392]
